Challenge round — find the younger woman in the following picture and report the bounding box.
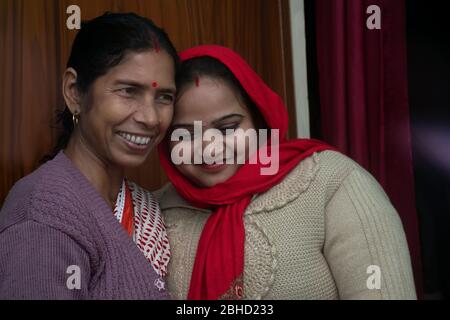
[157,45,417,299]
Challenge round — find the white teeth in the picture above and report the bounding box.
[119,132,151,145]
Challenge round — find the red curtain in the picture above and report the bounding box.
[315,0,423,297]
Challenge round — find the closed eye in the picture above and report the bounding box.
[218,124,239,135]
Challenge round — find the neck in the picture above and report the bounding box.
[64,131,124,209]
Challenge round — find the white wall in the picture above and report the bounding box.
[289,0,310,138]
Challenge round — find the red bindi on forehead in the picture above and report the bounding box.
[152,81,158,88]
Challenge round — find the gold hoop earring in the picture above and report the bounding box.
[72,112,79,126]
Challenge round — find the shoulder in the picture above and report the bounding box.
[313,150,363,183]
[283,149,373,196]
[313,150,389,205]
[246,150,374,214]
[0,152,91,236]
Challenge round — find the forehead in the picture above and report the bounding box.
[174,78,250,123]
[103,50,175,84]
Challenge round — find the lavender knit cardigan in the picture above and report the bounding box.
[0,151,169,300]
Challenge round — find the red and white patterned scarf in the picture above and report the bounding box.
[113,179,170,291]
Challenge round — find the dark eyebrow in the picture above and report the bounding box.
[155,87,177,95]
[113,79,148,89]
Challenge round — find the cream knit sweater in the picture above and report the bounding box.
[155,150,417,299]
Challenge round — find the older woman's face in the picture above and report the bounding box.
[79,50,175,168]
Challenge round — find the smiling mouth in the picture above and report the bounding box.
[197,157,234,171]
[117,131,153,147]
[201,162,226,167]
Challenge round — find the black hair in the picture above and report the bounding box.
[175,56,267,130]
[43,12,179,162]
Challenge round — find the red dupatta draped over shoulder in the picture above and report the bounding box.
[158,45,336,299]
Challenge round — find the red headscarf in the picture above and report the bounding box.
[158,45,336,299]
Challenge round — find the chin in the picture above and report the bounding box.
[197,179,220,188]
[115,153,148,168]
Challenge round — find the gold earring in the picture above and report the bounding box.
[72,112,79,126]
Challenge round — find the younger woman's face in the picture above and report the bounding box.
[169,77,257,187]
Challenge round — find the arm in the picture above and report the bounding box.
[324,169,417,299]
[0,220,91,299]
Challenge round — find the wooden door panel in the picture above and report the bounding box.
[0,0,295,204]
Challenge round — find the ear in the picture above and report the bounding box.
[62,68,82,115]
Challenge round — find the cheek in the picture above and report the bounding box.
[93,99,135,131]
[224,132,258,160]
[158,107,174,136]
[176,164,196,179]
[226,163,241,176]
[82,108,109,137]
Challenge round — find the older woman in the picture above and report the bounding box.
[0,13,178,299]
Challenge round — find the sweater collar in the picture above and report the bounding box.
[54,150,137,242]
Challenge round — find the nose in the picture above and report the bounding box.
[134,100,159,129]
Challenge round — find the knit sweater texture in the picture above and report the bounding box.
[0,151,169,300]
[156,150,417,299]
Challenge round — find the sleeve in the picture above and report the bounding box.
[0,220,91,300]
[323,168,417,299]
